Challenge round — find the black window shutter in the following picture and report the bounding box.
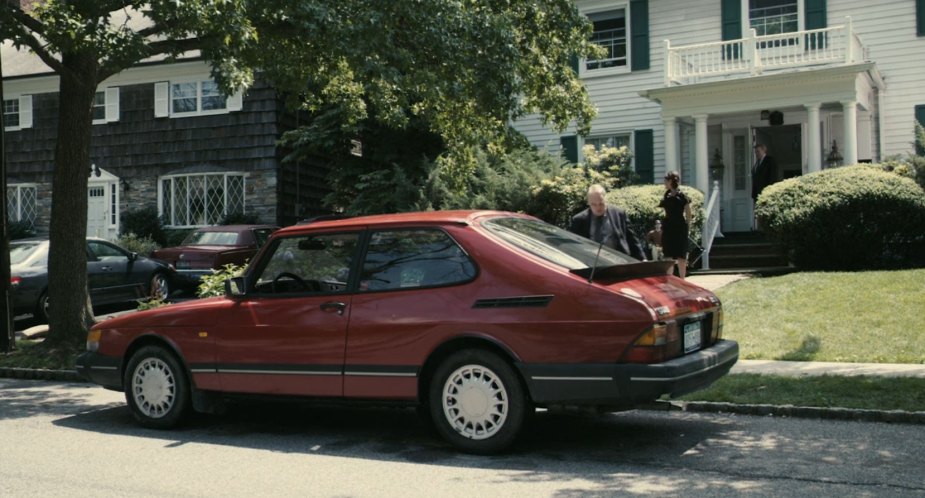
[570,54,580,75]
[918,0,925,37]
[634,129,654,184]
[560,135,579,163]
[630,0,650,71]
[721,0,742,59]
[916,105,925,155]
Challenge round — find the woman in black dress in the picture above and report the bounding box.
[659,171,692,278]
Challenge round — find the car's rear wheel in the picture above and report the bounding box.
[428,349,529,454]
[35,291,49,323]
[124,346,190,429]
[149,273,170,301]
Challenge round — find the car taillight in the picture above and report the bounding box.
[623,321,682,363]
[10,276,21,287]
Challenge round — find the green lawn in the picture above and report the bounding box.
[715,269,925,364]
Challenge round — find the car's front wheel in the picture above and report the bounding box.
[149,272,170,301]
[124,346,190,429]
[428,349,529,454]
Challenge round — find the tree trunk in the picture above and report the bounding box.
[44,53,99,348]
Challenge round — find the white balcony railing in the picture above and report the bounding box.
[665,17,866,86]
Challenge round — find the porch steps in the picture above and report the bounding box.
[693,232,791,274]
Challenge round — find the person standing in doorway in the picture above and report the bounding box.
[659,171,692,278]
[752,143,777,230]
[569,184,646,260]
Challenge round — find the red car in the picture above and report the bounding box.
[150,224,277,288]
[77,211,737,453]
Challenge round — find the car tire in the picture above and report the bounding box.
[428,349,529,454]
[124,346,191,429]
[149,272,170,301]
[35,291,49,323]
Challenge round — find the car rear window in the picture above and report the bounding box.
[482,217,636,270]
[10,242,45,266]
[183,231,239,245]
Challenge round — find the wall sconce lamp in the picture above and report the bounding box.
[760,110,770,120]
[826,140,843,168]
[120,178,130,191]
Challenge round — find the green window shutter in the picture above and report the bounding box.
[918,0,925,37]
[804,0,827,29]
[804,0,828,49]
[916,105,925,155]
[721,0,742,59]
[560,135,579,163]
[633,129,654,184]
[630,0,650,71]
[570,54,580,75]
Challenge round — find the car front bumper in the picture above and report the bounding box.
[75,351,123,391]
[517,339,739,406]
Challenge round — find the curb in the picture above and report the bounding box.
[651,400,925,425]
[4,368,925,425]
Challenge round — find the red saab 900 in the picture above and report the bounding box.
[77,211,738,454]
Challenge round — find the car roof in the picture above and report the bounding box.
[275,210,533,236]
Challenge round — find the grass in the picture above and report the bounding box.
[715,269,925,364]
[680,374,925,412]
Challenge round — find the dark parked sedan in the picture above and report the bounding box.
[150,224,277,288]
[10,238,174,321]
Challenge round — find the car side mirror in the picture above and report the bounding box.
[225,276,246,297]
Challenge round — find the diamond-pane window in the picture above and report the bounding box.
[7,185,37,229]
[160,173,247,227]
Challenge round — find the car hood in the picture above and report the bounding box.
[93,296,236,329]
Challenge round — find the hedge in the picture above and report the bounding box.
[756,166,925,270]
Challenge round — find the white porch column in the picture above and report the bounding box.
[663,117,679,175]
[842,100,858,165]
[806,103,822,173]
[693,114,709,194]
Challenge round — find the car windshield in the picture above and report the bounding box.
[183,231,239,246]
[482,217,637,270]
[10,241,46,266]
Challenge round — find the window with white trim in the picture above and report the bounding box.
[749,0,799,36]
[3,95,32,130]
[7,184,37,228]
[154,80,243,118]
[585,134,631,151]
[586,8,628,71]
[160,173,246,227]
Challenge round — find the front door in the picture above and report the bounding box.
[87,186,107,238]
[723,132,753,231]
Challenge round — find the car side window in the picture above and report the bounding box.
[253,233,359,295]
[360,229,476,292]
[88,241,128,262]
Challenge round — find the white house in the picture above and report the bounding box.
[514,0,925,233]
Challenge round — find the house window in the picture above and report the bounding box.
[749,0,799,36]
[585,134,631,151]
[92,92,106,121]
[586,9,628,71]
[172,80,227,114]
[7,185,37,229]
[160,173,246,227]
[3,99,20,128]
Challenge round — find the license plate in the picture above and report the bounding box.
[683,321,702,353]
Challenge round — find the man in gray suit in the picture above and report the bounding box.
[569,184,646,260]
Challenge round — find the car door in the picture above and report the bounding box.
[86,240,143,304]
[344,228,478,399]
[215,231,361,397]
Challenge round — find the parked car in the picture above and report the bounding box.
[77,211,738,453]
[10,238,174,321]
[150,224,278,289]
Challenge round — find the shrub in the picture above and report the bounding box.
[164,228,194,247]
[529,166,613,228]
[197,263,246,298]
[121,207,166,246]
[221,211,261,225]
[756,166,925,269]
[117,233,159,256]
[8,220,35,240]
[607,184,705,244]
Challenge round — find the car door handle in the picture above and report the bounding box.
[320,302,346,315]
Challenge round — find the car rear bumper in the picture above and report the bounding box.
[75,351,123,390]
[517,339,739,406]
